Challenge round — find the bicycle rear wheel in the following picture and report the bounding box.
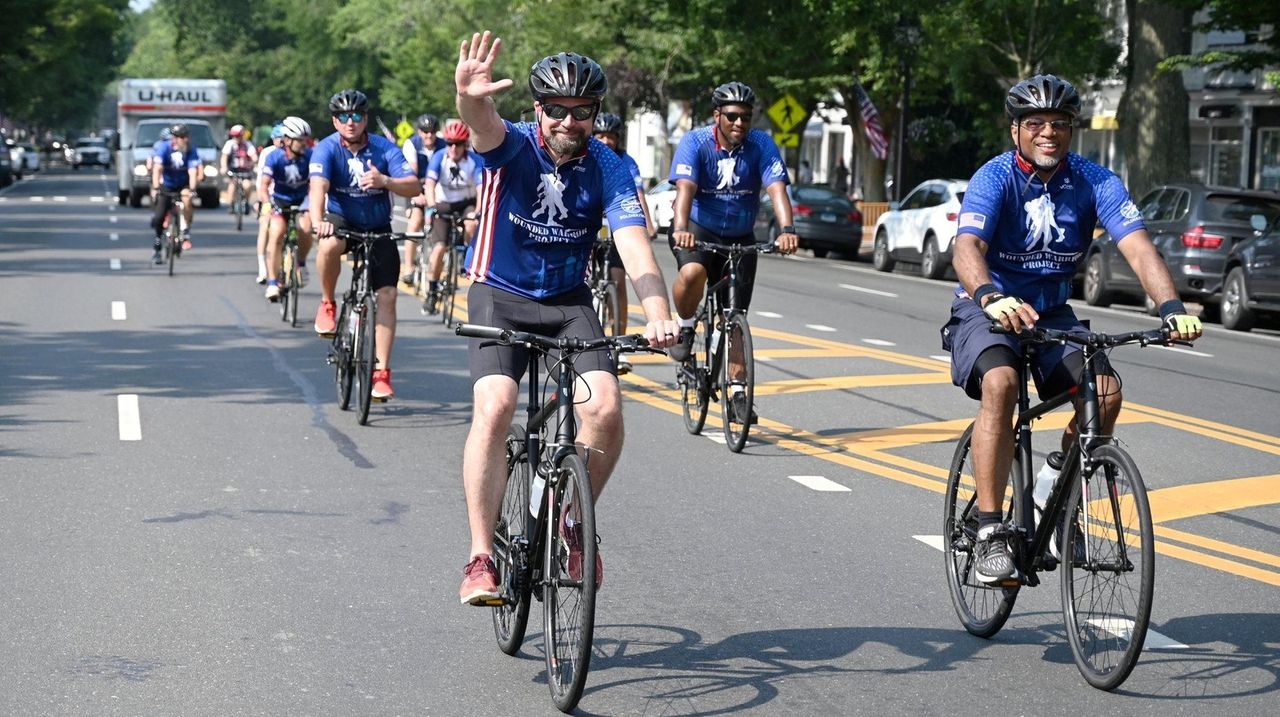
[543,452,596,713]
[943,423,1019,637]
[234,187,244,231]
[1061,444,1153,690]
[334,300,354,409]
[493,425,533,655]
[279,246,294,323]
[285,245,300,327]
[720,313,755,453]
[354,294,377,425]
[166,217,178,276]
[594,285,618,338]
[680,315,710,435]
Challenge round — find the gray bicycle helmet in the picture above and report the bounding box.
[168,122,189,138]
[415,113,439,132]
[528,52,608,100]
[593,112,623,135]
[1005,74,1080,120]
[328,89,370,114]
[711,81,757,108]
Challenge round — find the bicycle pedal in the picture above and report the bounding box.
[371,395,389,403]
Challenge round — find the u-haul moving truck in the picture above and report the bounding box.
[116,78,227,208]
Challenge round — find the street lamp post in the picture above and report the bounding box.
[893,16,921,202]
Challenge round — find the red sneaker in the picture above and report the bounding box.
[371,369,393,401]
[459,554,501,605]
[314,299,337,336]
[561,512,603,588]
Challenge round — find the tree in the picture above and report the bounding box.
[1118,0,1194,197]
[1161,2,1280,88]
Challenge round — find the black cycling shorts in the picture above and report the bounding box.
[431,200,476,245]
[668,220,759,312]
[328,217,399,292]
[466,282,617,384]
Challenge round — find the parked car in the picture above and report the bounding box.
[6,140,26,180]
[0,149,12,187]
[18,143,40,172]
[1218,214,1280,331]
[72,137,112,169]
[646,179,676,232]
[871,179,967,279]
[754,183,861,258]
[1080,183,1280,314]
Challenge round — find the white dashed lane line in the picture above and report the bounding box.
[790,475,851,492]
[755,311,782,319]
[109,216,118,223]
[930,355,951,363]
[117,395,141,441]
[839,283,898,298]
[1154,345,1213,358]
[863,338,896,347]
[110,259,121,271]
[912,534,1188,649]
[805,324,837,333]
[110,232,119,241]
[111,301,127,321]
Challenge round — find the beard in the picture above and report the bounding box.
[1031,153,1063,171]
[545,128,588,157]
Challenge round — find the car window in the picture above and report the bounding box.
[1171,190,1190,221]
[136,122,217,150]
[1137,189,1166,220]
[1201,194,1280,223]
[900,187,927,210]
[76,139,107,148]
[1152,189,1180,221]
[793,185,851,210]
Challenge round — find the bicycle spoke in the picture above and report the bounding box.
[543,453,596,713]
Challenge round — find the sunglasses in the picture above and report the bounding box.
[334,112,365,123]
[1020,118,1072,133]
[720,111,753,124]
[541,102,598,122]
[446,140,467,146]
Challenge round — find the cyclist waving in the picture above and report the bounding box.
[453,32,678,605]
[942,74,1203,584]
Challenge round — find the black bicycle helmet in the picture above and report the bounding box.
[1005,74,1081,120]
[711,81,757,108]
[329,89,370,115]
[593,112,623,135]
[168,122,189,138]
[528,52,608,101]
[415,113,439,132]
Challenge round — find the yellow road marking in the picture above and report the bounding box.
[1147,474,1280,523]
[755,373,952,396]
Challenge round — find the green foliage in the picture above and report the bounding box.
[1159,2,1280,77]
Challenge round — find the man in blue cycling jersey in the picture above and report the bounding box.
[453,32,679,605]
[259,116,314,302]
[401,113,447,286]
[943,74,1203,584]
[309,89,422,401]
[592,111,659,373]
[149,123,201,264]
[667,81,799,424]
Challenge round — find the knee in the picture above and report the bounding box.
[978,367,1019,411]
[579,387,622,431]
[376,285,397,304]
[472,392,516,432]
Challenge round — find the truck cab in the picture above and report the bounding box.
[123,119,221,208]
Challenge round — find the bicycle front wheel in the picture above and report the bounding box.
[166,218,178,276]
[595,285,618,338]
[285,245,300,327]
[493,425,534,655]
[279,246,294,323]
[680,315,710,435]
[1061,444,1153,690]
[334,301,354,409]
[354,295,377,425]
[234,187,244,231]
[943,423,1018,637]
[441,247,459,328]
[720,313,755,453]
[543,452,597,713]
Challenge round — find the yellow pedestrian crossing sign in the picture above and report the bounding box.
[772,131,800,148]
[767,94,806,132]
[395,119,415,143]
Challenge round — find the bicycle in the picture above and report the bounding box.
[943,324,1181,690]
[588,231,622,339]
[423,210,471,328]
[676,240,773,453]
[326,228,423,425]
[156,188,186,277]
[455,322,659,713]
[227,170,255,231]
[275,205,303,328]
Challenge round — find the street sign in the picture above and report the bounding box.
[767,94,806,132]
[772,131,800,148]
[394,120,414,143]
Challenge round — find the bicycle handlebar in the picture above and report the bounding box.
[334,228,427,244]
[989,324,1188,348]
[691,240,776,255]
[455,323,659,355]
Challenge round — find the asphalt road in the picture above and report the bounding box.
[2,167,1277,716]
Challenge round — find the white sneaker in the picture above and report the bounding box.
[256,272,267,285]
[265,284,280,302]
[298,266,309,288]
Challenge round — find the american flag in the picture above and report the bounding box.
[852,78,889,161]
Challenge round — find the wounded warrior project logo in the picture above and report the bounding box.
[506,170,589,244]
[995,193,1082,270]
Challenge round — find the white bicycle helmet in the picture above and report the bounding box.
[281,116,311,139]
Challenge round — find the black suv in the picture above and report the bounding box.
[1219,215,1280,331]
[1080,183,1280,314]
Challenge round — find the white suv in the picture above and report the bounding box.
[872,179,967,280]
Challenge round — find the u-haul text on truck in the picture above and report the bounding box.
[117,78,227,208]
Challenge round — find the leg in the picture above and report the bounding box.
[1062,375,1123,452]
[572,370,624,500]
[463,375,520,558]
[316,236,343,304]
[296,214,314,263]
[403,207,423,280]
[374,285,397,371]
[265,214,285,283]
[971,366,1019,514]
[672,262,707,320]
[610,266,628,334]
[256,203,271,281]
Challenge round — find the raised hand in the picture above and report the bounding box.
[456,31,514,99]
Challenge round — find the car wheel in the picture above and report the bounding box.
[1142,295,1160,316]
[1083,253,1112,307]
[921,235,947,280]
[128,188,143,208]
[1200,301,1221,324]
[1220,267,1255,332]
[873,229,895,272]
[812,247,829,259]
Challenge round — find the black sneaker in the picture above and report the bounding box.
[151,249,163,265]
[424,289,440,315]
[729,393,758,425]
[400,271,415,286]
[1051,514,1087,565]
[668,326,696,363]
[974,530,1017,584]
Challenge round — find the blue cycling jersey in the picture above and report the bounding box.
[309,132,413,230]
[669,125,789,236]
[466,121,647,300]
[406,133,447,180]
[263,147,311,205]
[618,151,644,192]
[151,139,201,190]
[956,151,1145,311]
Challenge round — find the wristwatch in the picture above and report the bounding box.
[781,225,796,234]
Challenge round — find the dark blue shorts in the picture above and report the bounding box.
[941,297,1106,401]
